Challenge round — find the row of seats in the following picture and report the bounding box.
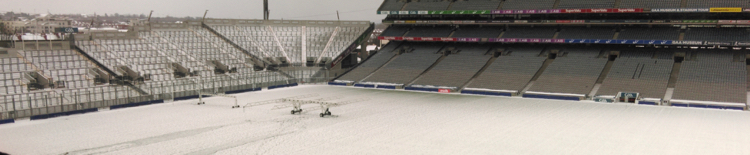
[338,42,403,82]
[379,0,749,11]
[22,50,97,89]
[529,48,608,95]
[209,24,368,64]
[140,31,213,78]
[450,0,502,10]
[673,51,747,103]
[685,0,750,8]
[468,47,546,91]
[620,0,681,8]
[412,44,492,87]
[597,54,673,98]
[363,42,445,84]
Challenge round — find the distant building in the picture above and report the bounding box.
[0,14,71,34]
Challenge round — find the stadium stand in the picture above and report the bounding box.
[20,50,96,89]
[75,40,156,77]
[685,0,750,8]
[467,46,546,92]
[501,0,556,10]
[379,0,407,11]
[0,56,35,94]
[528,47,607,95]
[672,51,747,103]
[207,22,369,64]
[557,26,616,40]
[411,44,492,88]
[596,50,674,98]
[363,42,444,84]
[403,0,452,11]
[451,26,502,38]
[501,26,556,39]
[0,19,371,120]
[403,26,454,38]
[684,28,750,42]
[381,25,411,37]
[382,0,750,11]
[337,42,402,82]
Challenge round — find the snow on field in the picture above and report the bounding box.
[2,85,750,155]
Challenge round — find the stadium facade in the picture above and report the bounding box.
[0,18,373,123]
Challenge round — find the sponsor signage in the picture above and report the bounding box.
[379,36,749,47]
[438,89,451,93]
[704,41,733,46]
[381,8,645,15]
[735,20,750,24]
[682,20,718,23]
[710,7,742,12]
[54,27,79,33]
[735,42,750,46]
[672,41,704,45]
[457,38,480,42]
[440,37,456,41]
[651,8,710,13]
[745,8,750,12]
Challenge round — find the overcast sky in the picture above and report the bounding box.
[2,0,384,22]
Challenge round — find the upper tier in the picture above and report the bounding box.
[378,0,750,14]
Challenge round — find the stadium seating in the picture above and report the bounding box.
[501,0,556,10]
[529,47,607,95]
[684,28,750,42]
[597,50,674,98]
[0,57,35,94]
[501,26,556,38]
[412,44,492,87]
[619,0,682,8]
[381,25,411,37]
[673,51,747,103]
[403,26,454,38]
[154,29,251,74]
[451,26,503,38]
[208,24,368,64]
[338,42,402,82]
[363,42,444,84]
[557,26,616,40]
[450,0,502,10]
[380,0,407,11]
[403,0,452,11]
[467,46,546,92]
[686,0,750,8]
[617,27,681,40]
[381,0,750,11]
[20,50,96,89]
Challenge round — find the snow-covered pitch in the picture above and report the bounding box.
[2,85,750,154]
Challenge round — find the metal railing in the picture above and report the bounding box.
[0,68,332,120]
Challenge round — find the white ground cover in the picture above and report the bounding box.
[1,85,750,155]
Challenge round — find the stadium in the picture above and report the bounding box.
[2,0,750,154]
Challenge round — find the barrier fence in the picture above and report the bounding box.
[0,69,332,120]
